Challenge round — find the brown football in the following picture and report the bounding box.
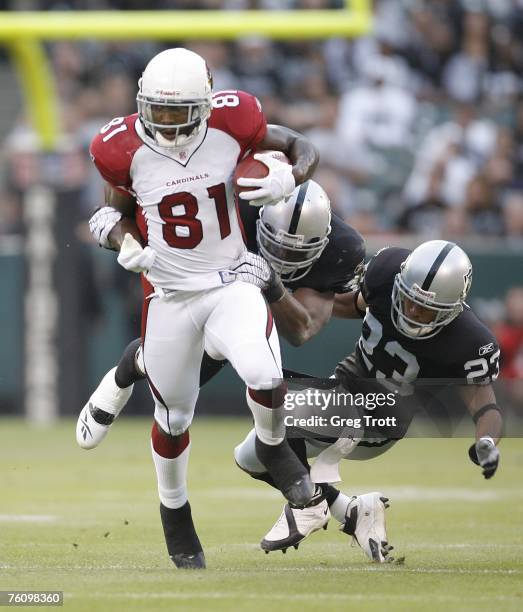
[233,150,290,198]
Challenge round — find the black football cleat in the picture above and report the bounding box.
[172,552,206,570]
[255,437,314,508]
[160,502,206,570]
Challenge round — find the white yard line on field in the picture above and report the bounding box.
[0,514,57,522]
[1,565,520,575]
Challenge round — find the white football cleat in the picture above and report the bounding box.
[341,492,392,563]
[261,497,330,553]
[76,367,134,450]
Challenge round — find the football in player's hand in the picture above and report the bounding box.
[233,150,290,201]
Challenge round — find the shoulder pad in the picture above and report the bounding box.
[454,315,500,384]
[209,90,267,157]
[89,114,142,193]
[362,247,409,304]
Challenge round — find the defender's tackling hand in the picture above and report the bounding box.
[230,251,272,289]
[237,153,295,207]
[117,233,156,274]
[468,436,500,479]
[230,251,285,302]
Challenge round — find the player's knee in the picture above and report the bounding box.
[237,352,282,391]
[154,405,194,438]
[168,413,193,437]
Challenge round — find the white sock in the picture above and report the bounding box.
[151,442,190,509]
[246,388,285,445]
[330,491,352,523]
[234,428,266,473]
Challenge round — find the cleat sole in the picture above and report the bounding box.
[172,552,206,570]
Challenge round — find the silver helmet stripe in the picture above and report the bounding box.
[421,242,456,291]
[288,180,310,234]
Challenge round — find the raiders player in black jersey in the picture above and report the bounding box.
[234,240,502,563]
[76,179,365,447]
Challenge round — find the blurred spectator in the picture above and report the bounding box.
[496,287,523,379]
[304,96,371,185]
[336,55,417,153]
[495,287,523,411]
[0,192,23,236]
[502,190,523,243]
[2,0,523,242]
[511,99,523,188]
[186,41,237,91]
[442,10,490,104]
[462,174,504,236]
[404,0,460,94]
[231,36,281,99]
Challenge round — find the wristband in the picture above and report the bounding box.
[263,274,285,303]
[472,403,501,424]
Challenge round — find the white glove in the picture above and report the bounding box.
[88,206,122,249]
[117,233,156,274]
[229,251,272,289]
[474,436,500,479]
[237,152,295,207]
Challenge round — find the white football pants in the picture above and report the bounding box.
[143,281,282,435]
[234,427,399,475]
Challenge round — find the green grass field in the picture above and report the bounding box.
[1,417,522,611]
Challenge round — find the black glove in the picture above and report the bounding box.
[468,437,500,479]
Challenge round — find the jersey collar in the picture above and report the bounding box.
[135,117,207,165]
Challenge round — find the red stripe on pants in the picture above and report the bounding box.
[151,421,190,459]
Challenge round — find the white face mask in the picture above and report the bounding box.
[137,95,211,149]
[153,125,201,149]
[391,274,463,340]
[396,314,434,338]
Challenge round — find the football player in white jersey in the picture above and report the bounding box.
[87,48,321,569]
[79,180,365,453]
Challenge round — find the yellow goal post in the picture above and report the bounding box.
[0,0,372,150]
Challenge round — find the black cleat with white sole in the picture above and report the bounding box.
[160,502,206,570]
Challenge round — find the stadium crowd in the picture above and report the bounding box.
[1,0,523,239]
[0,0,522,391]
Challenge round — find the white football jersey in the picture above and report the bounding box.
[90,90,267,291]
